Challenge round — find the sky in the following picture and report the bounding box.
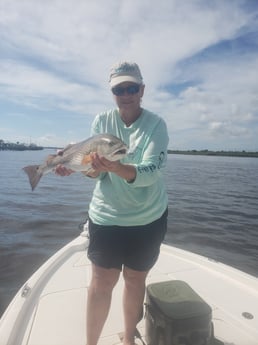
[1,0,258,151]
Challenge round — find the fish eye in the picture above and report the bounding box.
[108,141,117,147]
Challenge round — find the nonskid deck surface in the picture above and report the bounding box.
[0,233,258,345]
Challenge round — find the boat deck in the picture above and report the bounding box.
[0,231,258,345]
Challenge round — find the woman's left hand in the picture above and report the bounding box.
[90,152,136,183]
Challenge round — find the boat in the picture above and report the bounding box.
[0,223,258,345]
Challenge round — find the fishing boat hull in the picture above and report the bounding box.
[0,228,258,345]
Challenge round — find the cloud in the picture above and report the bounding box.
[0,0,257,149]
[1,0,254,85]
[209,121,250,137]
[0,59,111,115]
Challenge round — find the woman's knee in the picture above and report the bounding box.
[123,267,148,287]
[90,264,120,292]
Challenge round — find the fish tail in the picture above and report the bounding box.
[23,165,43,191]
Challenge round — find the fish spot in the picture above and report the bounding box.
[81,154,92,165]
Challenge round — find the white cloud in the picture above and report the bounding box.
[209,121,250,137]
[0,0,257,149]
[0,59,111,114]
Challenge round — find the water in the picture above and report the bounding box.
[0,150,258,316]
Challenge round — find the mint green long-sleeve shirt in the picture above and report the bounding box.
[88,108,169,226]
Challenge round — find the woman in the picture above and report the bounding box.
[57,61,169,345]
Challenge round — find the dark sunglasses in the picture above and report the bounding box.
[111,84,140,96]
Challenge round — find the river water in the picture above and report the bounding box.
[0,150,258,316]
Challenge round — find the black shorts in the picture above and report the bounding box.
[87,208,168,271]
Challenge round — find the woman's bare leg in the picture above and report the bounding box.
[122,267,148,345]
[86,264,120,345]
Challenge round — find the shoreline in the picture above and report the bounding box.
[1,142,257,158]
[168,150,258,158]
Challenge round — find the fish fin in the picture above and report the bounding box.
[23,165,43,191]
[81,154,92,165]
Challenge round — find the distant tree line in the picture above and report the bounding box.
[168,149,258,158]
[0,139,43,151]
[1,139,257,157]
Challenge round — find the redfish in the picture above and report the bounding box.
[23,134,127,191]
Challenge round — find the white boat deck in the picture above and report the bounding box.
[0,231,258,345]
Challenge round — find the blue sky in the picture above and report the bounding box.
[1,0,258,150]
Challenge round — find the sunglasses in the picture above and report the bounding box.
[111,84,140,96]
